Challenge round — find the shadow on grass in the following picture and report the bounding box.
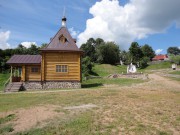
[81,83,103,88]
[89,71,99,76]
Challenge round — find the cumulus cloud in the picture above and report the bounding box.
[21,41,37,48]
[155,49,163,54]
[0,31,11,49]
[68,27,79,38]
[77,0,180,49]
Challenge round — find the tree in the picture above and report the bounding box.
[82,56,94,76]
[41,43,48,49]
[141,44,155,60]
[119,50,131,65]
[167,47,180,55]
[129,42,143,64]
[169,54,180,65]
[80,40,96,62]
[13,44,27,54]
[95,38,104,47]
[96,42,120,65]
[27,44,39,55]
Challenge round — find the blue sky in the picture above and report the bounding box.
[0,0,180,54]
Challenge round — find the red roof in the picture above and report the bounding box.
[6,55,41,64]
[41,27,82,52]
[152,55,168,61]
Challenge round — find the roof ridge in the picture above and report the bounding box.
[41,26,80,51]
[44,27,64,49]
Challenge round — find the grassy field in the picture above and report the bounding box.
[139,61,172,72]
[91,64,127,77]
[0,85,179,135]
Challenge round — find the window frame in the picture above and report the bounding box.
[31,67,40,73]
[56,65,68,73]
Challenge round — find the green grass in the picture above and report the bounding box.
[169,71,180,75]
[0,114,16,124]
[0,73,10,91]
[142,61,171,71]
[168,77,180,82]
[91,64,127,77]
[0,124,14,134]
[0,114,15,135]
[82,78,145,88]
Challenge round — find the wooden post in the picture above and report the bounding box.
[22,65,26,81]
[17,67,19,77]
[41,53,45,81]
[10,66,12,82]
[14,67,16,77]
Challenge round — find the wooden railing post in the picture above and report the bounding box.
[10,66,12,82]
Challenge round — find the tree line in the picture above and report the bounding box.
[80,38,180,75]
[0,38,179,74]
[80,38,156,75]
[0,43,47,73]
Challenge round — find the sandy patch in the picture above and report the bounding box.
[13,105,60,132]
[0,105,61,133]
[64,104,97,110]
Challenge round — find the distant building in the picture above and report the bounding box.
[152,54,168,61]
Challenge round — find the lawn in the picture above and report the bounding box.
[91,64,127,77]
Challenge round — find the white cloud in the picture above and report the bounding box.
[155,49,163,54]
[68,27,79,38]
[0,31,11,49]
[21,41,37,48]
[77,0,180,50]
[178,46,180,49]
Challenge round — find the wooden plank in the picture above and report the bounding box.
[22,65,25,81]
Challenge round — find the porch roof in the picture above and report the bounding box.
[6,55,41,65]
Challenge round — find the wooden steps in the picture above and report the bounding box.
[5,82,23,93]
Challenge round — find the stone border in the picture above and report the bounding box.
[23,81,81,90]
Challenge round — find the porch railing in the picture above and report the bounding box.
[4,76,11,92]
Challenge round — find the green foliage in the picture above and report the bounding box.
[119,51,131,65]
[80,38,96,61]
[0,43,44,73]
[139,57,149,69]
[40,43,48,49]
[96,42,120,65]
[141,44,155,59]
[129,42,143,64]
[169,54,180,64]
[82,56,94,76]
[27,44,39,55]
[167,47,180,55]
[80,38,119,65]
